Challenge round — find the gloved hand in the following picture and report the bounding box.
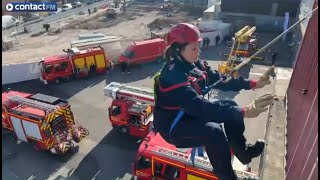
[255,66,276,89]
[243,93,274,118]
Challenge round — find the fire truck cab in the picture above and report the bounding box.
[132,132,259,180]
[104,82,155,138]
[39,47,109,84]
[2,90,89,155]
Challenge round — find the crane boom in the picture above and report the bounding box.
[235,25,256,43]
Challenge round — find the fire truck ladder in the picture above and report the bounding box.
[227,26,256,64]
[104,82,155,105]
[154,146,213,171]
[8,95,58,114]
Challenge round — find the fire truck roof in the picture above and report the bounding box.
[44,54,68,63]
[132,38,165,46]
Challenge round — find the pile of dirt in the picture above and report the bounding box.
[147,16,188,30]
[135,5,162,12]
[30,30,46,37]
[48,28,63,35]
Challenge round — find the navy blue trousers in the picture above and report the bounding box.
[158,100,245,180]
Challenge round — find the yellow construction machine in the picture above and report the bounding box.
[218,25,257,78]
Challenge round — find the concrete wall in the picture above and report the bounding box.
[2,60,42,85]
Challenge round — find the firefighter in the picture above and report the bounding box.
[89,63,96,76]
[153,23,275,180]
[215,35,220,45]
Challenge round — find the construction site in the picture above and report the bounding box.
[2,0,318,180]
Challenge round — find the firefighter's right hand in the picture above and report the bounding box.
[255,66,276,89]
[243,93,274,118]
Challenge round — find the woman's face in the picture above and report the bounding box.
[181,42,201,63]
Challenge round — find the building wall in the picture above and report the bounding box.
[220,12,292,32]
[285,1,318,180]
[221,0,301,17]
[219,0,301,32]
[182,0,208,8]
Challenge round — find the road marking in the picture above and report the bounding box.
[27,175,36,180]
[91,170,100,180]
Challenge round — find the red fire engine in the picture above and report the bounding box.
[2,90,89,155]
[104,82,154,138]
[39,47,110,84]
[132,132,259,180]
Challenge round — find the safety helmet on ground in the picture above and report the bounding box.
[166,23,202,46]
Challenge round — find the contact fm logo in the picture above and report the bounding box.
[5,2,58,12]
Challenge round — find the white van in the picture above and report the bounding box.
[2,15,20,30]
[62,3,73,11]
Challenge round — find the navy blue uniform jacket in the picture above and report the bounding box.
[153,57,256,134]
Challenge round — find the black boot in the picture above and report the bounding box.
[229,139,265,165]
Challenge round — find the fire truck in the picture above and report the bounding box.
[39,47,110,84]
[132,132,259,180]
[2,90,89,155]
[103,82,154,138]
[218,25,259,78]
[229,25,258,61]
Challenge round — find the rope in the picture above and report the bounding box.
[205,6,318,95]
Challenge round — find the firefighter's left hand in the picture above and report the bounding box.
[244,93,274,118]
[256,66,276,89]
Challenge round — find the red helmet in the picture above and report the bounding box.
[166,23,202,46]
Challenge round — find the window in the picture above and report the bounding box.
[60,62,68,71]
[164,164,180,180]
[122,49,135,59]
[154,161,164,176]
[153,161,181,180]
[137,156,151,170]
[55,64,61,72]
[45,64,53,74]
[237,43,249,51]
[111,106,121,116]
